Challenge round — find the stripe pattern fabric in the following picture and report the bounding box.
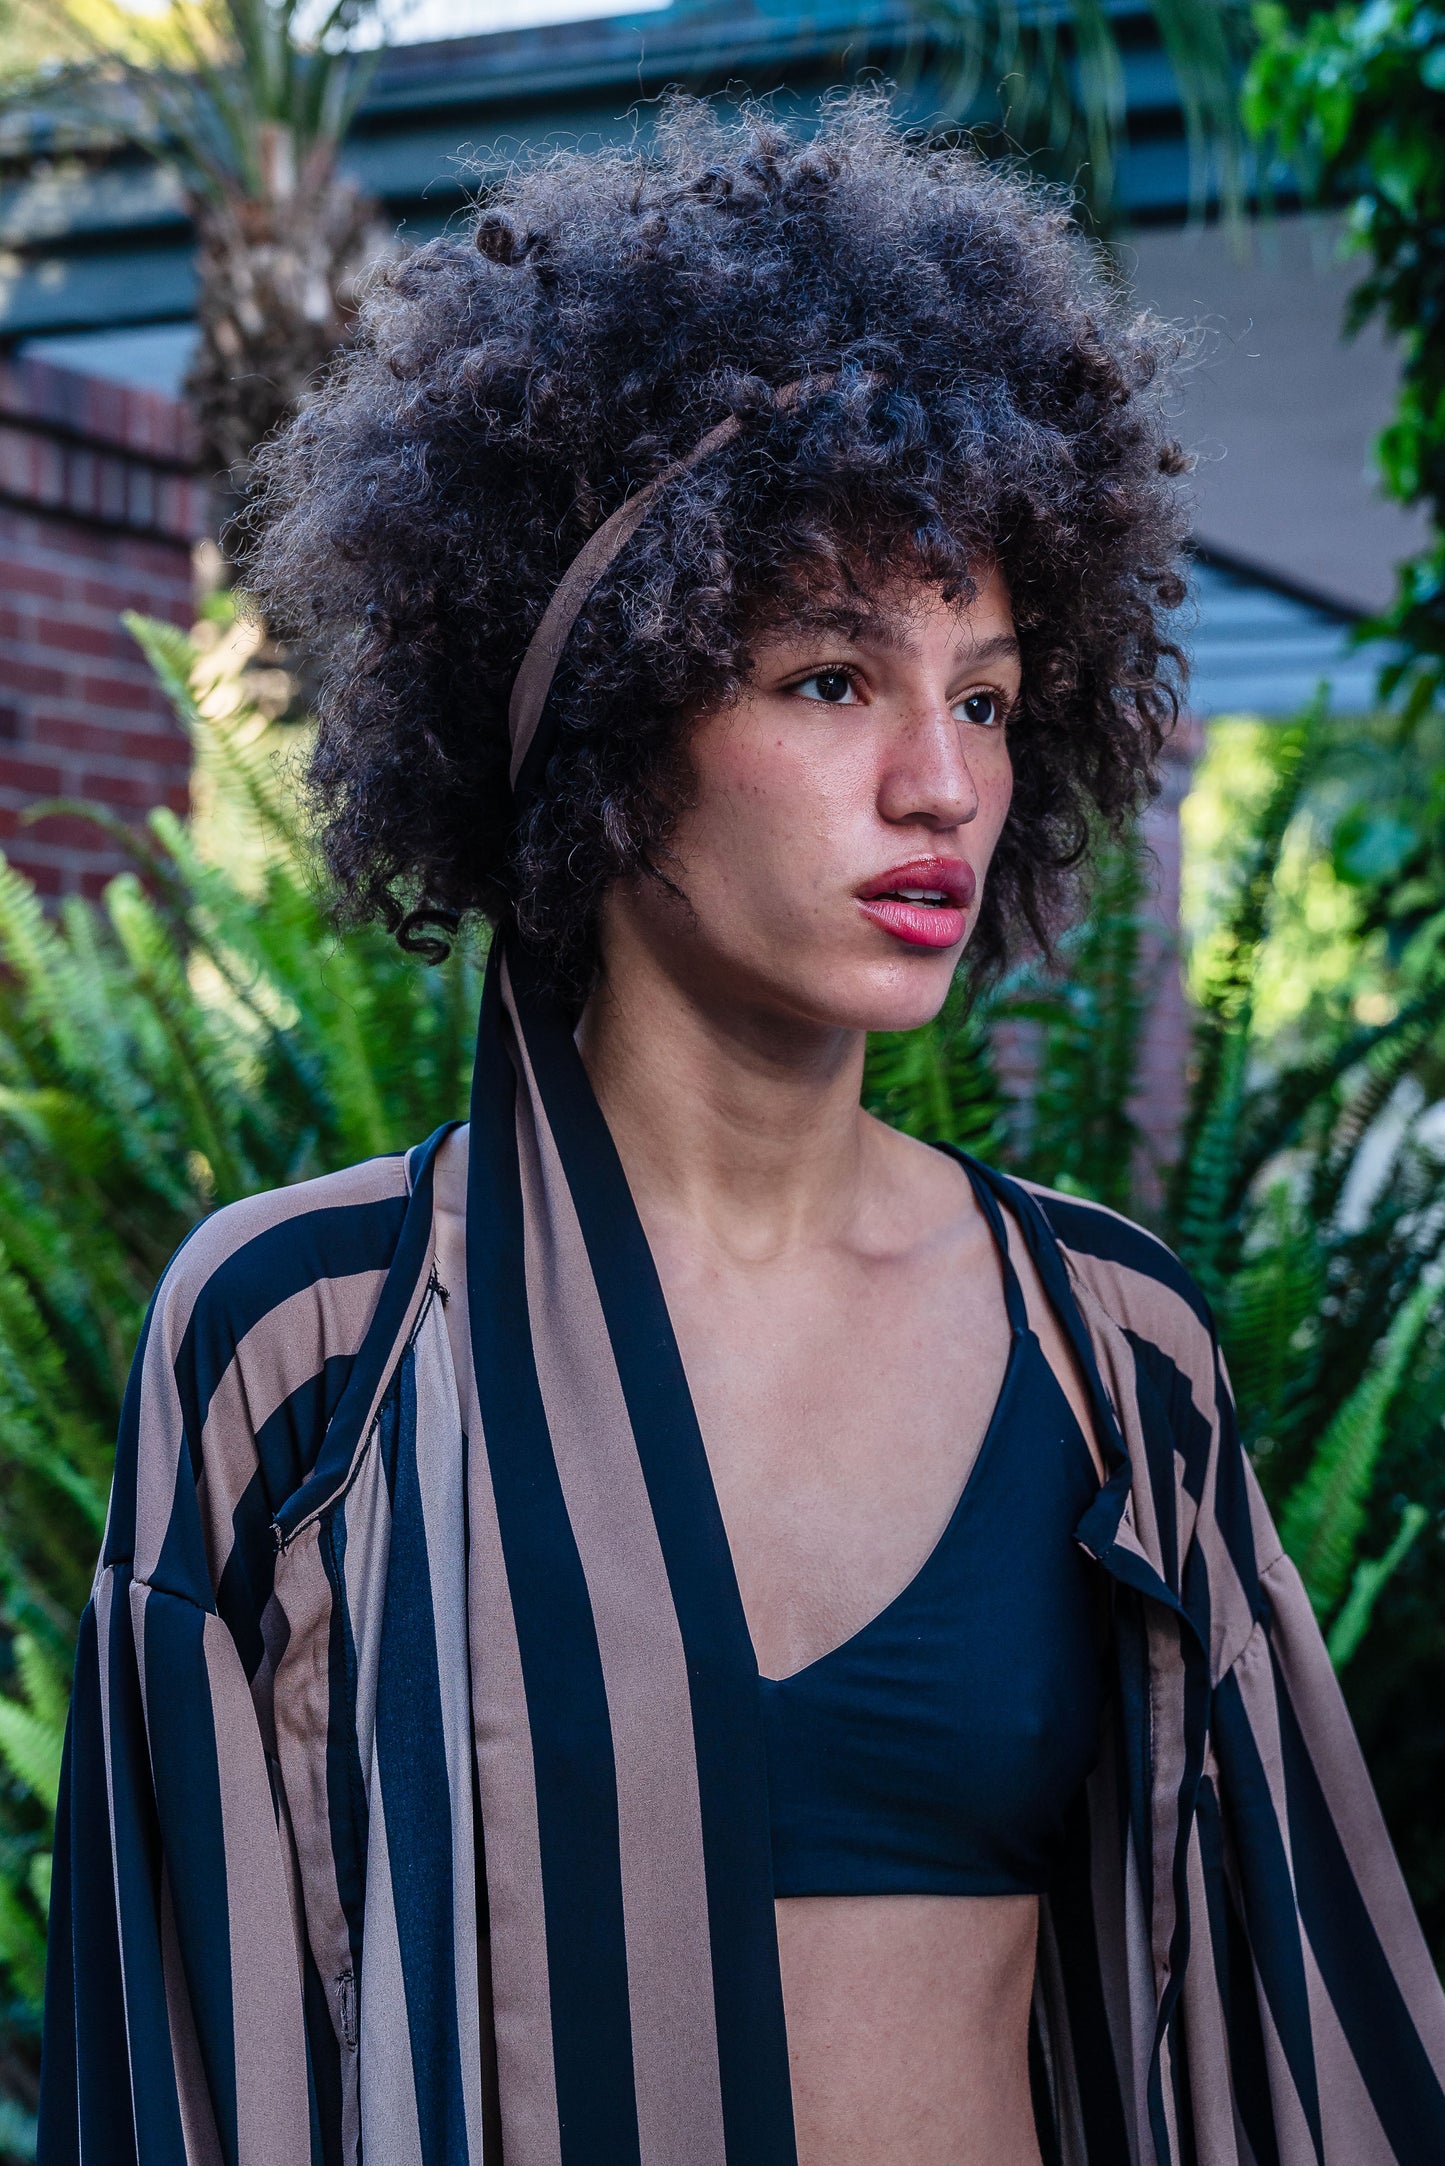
[38,942,1445,2163]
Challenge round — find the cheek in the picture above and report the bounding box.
[980,743,1015,852]
[689,715,860,866]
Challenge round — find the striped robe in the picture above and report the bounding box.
[38,1102,1445,2161]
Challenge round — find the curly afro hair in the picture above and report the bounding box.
[245,92,1192,1002]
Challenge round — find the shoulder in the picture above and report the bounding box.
[147,1151,416,1371]
[133,1152,416,1478]
[110,1152,421,1586]
[1008,1179,1259,1615]
[1008,1177,1216,1356]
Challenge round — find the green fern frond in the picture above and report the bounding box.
[0,1638,65,1815]
[1280,1276,1438,1618]
[0,1872,47,2020]
[1173,710,1318,1227]
[1174,1022,1250,1304]
[120,613,208,740]
[1327,1502,1430,1671]
[863,989,1004,1156]
[1224,1179,1325,1452]
[13,1635,70,1744]
[1024,834,1151,1207]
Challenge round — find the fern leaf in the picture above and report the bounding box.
[1327,1502,1430,1671]
[1280,1277,1438,1617]
[0,1646,64,1814]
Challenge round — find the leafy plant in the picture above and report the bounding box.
[3,0,386,489]
[916,0,1253,230]
[0,614,480,2143]
[1246,0,1445,717]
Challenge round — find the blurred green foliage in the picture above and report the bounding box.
[1246,0,1445,717]
[918,0,1253,228]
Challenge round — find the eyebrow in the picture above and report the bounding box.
[772,610,1022,669]
[959,632,1022,666]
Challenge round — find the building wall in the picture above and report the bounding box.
[0,354,205,898]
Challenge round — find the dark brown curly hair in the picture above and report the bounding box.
[244,92,1192,1001]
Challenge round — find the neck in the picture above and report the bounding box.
[576,936,874,1264]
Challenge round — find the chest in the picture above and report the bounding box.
[654,1230,1013,1682]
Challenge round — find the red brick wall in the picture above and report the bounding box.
[0,355,207,899]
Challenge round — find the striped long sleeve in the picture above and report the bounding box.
[38,1159,412,2166]
[1196,1467,1445,2158]
[36,1113,1445,2165]
[1031,1180,1445,2162]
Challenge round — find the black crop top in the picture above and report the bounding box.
[757,1156,1107,1898]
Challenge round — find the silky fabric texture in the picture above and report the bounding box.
[38,942,1445,2166]
[758,1154,1106,1899]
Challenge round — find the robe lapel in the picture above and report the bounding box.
[465,938,796,2166]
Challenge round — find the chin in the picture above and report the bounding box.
[806,952,964,1037]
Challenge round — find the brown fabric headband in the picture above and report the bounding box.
[507,374,832,791]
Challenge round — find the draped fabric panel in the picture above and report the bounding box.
[38,975,1445,2162]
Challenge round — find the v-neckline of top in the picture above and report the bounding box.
[692,1152,1039,1688]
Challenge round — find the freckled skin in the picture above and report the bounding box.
[579,568,1104,2166]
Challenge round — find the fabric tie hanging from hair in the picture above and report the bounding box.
[463,381,828,2164]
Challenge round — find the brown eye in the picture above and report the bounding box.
[796,669,859,705]
[955,691,1004,728]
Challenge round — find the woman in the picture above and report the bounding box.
[40,97,1445,2166]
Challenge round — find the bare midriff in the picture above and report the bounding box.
[775,1893,1044,2166]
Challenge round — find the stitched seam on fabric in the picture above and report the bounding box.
[101,1562,207,1610]
[277,1278,442,1548]
[336,1968,358,2053]
[321,1502,371,1965]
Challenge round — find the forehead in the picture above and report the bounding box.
[758,564,1018,660]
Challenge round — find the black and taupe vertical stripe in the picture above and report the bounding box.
[38,952,1445,2164]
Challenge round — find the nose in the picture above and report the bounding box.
[875,696,981,833]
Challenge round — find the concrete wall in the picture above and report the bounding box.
[0,354,206,897]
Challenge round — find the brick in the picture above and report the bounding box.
[31,616,137,663]
[0,358,211,901]
[9,857,62,897]
[15,809,110,852]
[0,754,64,794]
[0,561,66,604]
[78,672,163,713]
[38,716,186,760]
[0,658,68,698]
[75,768,167,808]
[78,577,177,616]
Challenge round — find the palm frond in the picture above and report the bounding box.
[915,0,1250,228]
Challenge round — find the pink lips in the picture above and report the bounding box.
[856,856,977,949]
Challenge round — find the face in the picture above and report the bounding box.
[600,566,1019,1039]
